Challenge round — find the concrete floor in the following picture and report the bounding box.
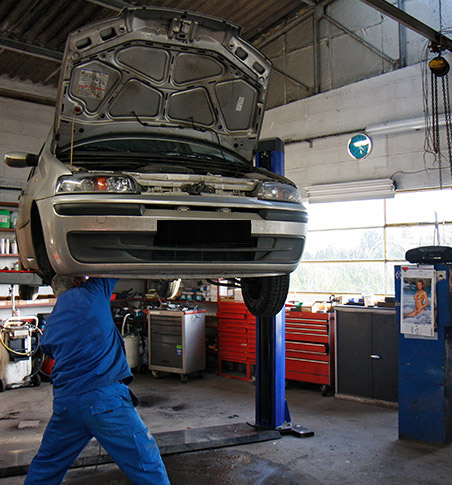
[1,372,452,484]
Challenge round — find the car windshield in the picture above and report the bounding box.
[56,137,251,176]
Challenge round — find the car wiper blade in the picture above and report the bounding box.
[58,151,153,161]
[69,145,127,153]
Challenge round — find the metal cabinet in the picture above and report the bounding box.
[148,309,205,381]
[335,307,398,403]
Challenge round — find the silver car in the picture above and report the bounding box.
[6,7,307,317]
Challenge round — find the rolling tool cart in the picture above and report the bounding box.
[285,307,334,396]
[0,272,45,391]
[148,309,205,383]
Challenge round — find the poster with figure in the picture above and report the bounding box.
[401,266,435,338]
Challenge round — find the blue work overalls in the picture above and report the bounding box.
[25,278,170,485]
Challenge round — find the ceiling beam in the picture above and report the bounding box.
[0,36,63,62]
[0,87,56,106]
[83,0,132,11]
[360,0,452,52]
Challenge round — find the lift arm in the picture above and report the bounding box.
[360,0,452,52]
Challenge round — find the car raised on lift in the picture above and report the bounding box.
[5,7,307,317]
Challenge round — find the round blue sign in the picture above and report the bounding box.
[347,133,372,160]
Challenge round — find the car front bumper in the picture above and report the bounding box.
[37,193,307,279]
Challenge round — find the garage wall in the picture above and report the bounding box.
[260,57,452,194]
[0,88,54,202]
[261,0,452,109]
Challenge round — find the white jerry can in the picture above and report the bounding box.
[124,334,140,369]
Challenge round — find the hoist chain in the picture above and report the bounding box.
[442,75,452,182]
[431,70,443,189]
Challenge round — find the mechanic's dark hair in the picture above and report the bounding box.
[51,275,85,297]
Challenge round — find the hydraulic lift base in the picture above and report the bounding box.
[0,422,281,478]
[277,422,315,438]
[253,421,315,438]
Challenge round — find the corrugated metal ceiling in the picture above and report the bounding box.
[0,0,315,89]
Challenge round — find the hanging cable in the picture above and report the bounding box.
[441,72,452,181]
[70,105,82,169]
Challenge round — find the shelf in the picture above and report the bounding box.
[0,270,43,285]
[0,254,19,257]
[0,228,16,232]
[0,202,18,208]
[0,298,56,310]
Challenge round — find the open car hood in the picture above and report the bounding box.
[54,7,271,162]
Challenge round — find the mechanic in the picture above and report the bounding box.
[25,276,170,485]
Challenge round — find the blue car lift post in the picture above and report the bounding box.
[254,138,313,437]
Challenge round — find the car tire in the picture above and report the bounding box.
[241,274,290,318]
[30,203,55,285]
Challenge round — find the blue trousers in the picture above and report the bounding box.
[25,383,170,484]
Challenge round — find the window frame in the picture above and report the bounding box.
[290,188,452,301]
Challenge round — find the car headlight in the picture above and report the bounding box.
[56,175,137,193]
[255,182,302,204]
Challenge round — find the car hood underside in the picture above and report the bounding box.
[54,7,272,163]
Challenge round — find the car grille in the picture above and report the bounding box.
[67,222,304,264]
[68,221,256,263]
[128,172,257,196]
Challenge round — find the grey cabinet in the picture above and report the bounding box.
[335,307,398,403]
[148,309,205,379]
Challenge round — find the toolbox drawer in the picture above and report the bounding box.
[151,343,182,368]
[151,333,182,345]
[286,357,329,377]
[151,323,182,336]
[150,315,182,326]
[285,341,328,354]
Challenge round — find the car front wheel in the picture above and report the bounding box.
[241,275,290,318]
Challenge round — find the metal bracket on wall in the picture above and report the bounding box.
[323,13,399,67]
[271,66,313,93]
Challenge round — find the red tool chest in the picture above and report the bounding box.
[217,302,334,393]
[217,301,255,380]
[285,308,334,394]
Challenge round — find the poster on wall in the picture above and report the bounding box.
[401,266,435,338]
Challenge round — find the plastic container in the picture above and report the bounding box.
[124,334,140,369]
[0,210,10,228]
[10,212,18,228]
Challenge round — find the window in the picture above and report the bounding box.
[291,188,452,301]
